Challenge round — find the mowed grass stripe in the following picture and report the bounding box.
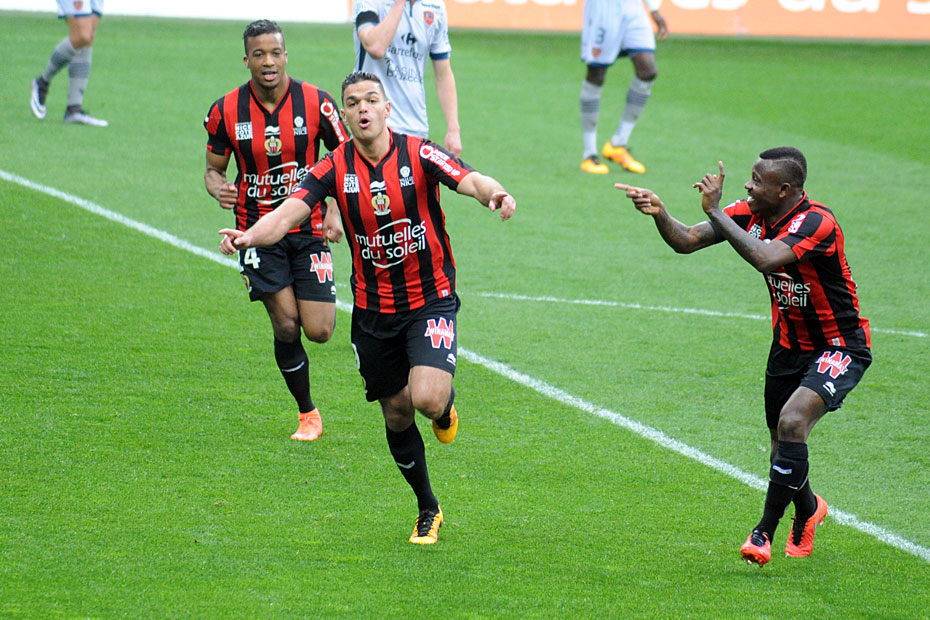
[5,168,927,565]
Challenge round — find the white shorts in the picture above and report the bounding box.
[581,0,655,66]
[57,0,103,18]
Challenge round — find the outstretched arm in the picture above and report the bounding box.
[693,162,797,272]
[456,172,515,221]
[616,183,717,253]
[218,197,311,255]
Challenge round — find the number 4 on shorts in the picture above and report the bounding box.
[242,247,261,269]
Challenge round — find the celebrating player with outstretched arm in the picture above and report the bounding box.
[220,71,514,546]
[618,147,871,568]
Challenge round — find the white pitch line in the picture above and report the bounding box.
[462,348,930,564]
[472,291,929,339]
[4,168,928,564]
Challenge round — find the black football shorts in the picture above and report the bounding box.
[764,344,872,429]
[237,232,336,303]
[350,295,460,402]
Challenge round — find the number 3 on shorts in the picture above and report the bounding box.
[242,247,261,269]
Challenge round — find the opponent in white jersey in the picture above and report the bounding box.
[30,0,108,126]
[579,0,667,175]
[354,0,463,156]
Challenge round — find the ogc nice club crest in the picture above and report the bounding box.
[264,125,282,156]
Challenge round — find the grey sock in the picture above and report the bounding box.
[611,77,654,147]
[41,37,77,83]
[580,80,602,158]
[67,46,93,108]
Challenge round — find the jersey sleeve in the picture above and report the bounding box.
[776,209,837,261]
[292,152,337,208]
[417,139,473,190]
[709,200,753,243]
[430,4,452,60]
[317,89,350,152]
[355,0,379,29]
[204,99,232,157]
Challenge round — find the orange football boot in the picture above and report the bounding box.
[409,507,443,545]
[580,155,609,174]
[602,142,646,174]
[741,530,771,567]
[786,494,828,558]
[290,408,322,441]
[432,406,458,444]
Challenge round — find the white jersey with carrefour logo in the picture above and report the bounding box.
[354,0,451,139]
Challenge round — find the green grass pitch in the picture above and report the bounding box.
[1,11,929,618]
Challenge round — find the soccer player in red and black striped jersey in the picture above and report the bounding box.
[204,20,349,442]
[219,71,516,545]
[618,146,871,567]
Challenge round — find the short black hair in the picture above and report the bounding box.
[341,71,386,101]
[243,19,284,54]
[759,146,807,188]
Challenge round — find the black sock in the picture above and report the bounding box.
[274,338,314,412]
[792,479,817,519]
[385,423,438,512]
[756,441,809,539]
[434,386,455,430]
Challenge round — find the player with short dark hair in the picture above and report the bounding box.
[242,18,285,53]
[30,0,108,126]
[617,146,871,567]
[219,71,516,545]
[579,0,667,174]
[204,20,350,442]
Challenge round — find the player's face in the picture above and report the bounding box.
[244,33,287,91]
[744,159,787,215]
[341,81,391,141]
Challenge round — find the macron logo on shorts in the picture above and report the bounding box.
[425,318,454,349]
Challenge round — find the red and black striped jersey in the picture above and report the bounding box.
[204,77,349,234]
[291,131,474,313]
[719,193,871,352]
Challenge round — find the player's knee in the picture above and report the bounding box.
[585,66,607,87]
[381,399,415,431]
[410,389,447,419]
[776,411,806,442]
[271,317,301,342]
[70,28,95,48]
[304,323,333,344]
[636,68,657,82]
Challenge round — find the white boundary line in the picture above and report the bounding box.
[4,168,928,564]
[472,292,929,340]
